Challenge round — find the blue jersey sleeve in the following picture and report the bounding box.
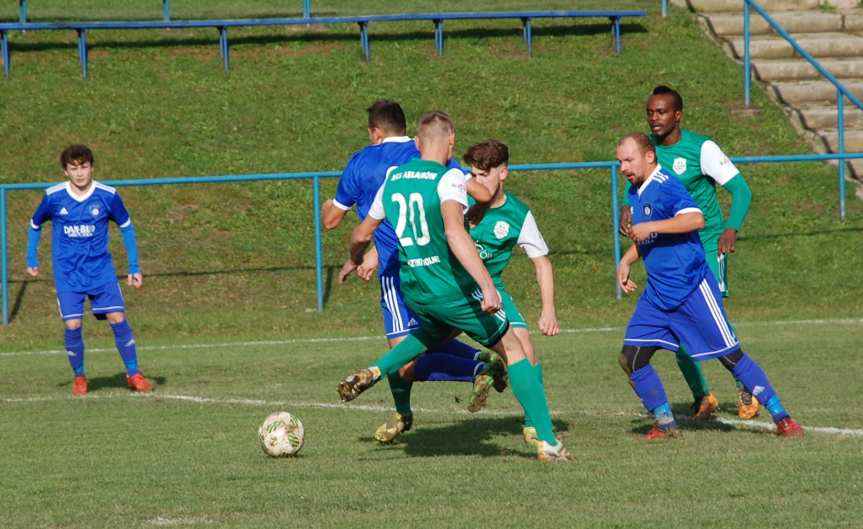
[108,192,132,228]
[334,152,362,210]
[30,193,52,228]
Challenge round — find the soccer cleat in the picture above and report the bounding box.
[522,426,538,446]
[127,373,153,393]
[737,389,760,420]
[534,440,573,463]
[775,417,803,438]
[72,375,88,396]
[488,353,508,393]
[337,368,378,402]
[690,393,720,420]
[373,413,414,444]
[467,372,494,413]
[644,423,681,441]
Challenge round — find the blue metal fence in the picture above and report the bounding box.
[2,153,862,325]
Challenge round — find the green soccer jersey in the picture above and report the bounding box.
[368,158,474,305]
[469,192,549,286]
[649,129,741,245]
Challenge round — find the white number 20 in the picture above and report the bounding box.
[392,192,431,247]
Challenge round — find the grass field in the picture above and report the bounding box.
[2,1,863,527]
[2,319,862,529]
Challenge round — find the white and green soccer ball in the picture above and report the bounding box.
[258,411,304,457]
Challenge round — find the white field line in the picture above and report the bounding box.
[2,391,862,438]
[2,317,861,358]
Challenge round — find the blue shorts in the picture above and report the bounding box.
[624,274,740,360]
[56,281,125,321]
[379,272,420,339]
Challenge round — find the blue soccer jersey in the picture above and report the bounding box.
[30,181,134,292]
[628,166,709,310]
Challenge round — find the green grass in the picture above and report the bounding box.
[1,321,862,529]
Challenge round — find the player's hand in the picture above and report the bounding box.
[619,206,634,239]
[718,228,737,254]
[127,272,143,289]
[357,250,379,282]
[26,267,39,277]
[480,286,501,314]
[538,310,560,336]
[337,259,358,284]
[629,223,654,243]
[617,262,637,294]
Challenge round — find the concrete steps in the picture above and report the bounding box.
[682,0,863,181]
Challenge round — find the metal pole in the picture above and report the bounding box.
[838,89,846,221]
[19,0,28,24]
[1,31,9,79]
[163,0,171,22]
[303,0,312,19]
[78,30,88,80]
[744,0,751,108]
[1,187,9,325]
[611,165,622,300]
[219,28,230,71]
[312,176,324,312]
[661,0,668,17]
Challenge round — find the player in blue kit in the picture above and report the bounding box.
[614,133,801,439]
[26,145,153,396]
[322,101,499,444]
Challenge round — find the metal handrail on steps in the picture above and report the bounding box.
[744,0,863,220]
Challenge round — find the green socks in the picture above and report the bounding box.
[675,345,710,400]
[371,334,428,378]
[523,362,545,429]
[509,359,556,445]
[387,373,413,416]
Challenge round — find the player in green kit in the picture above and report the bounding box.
[338,112,571,462]
[620,85,758,420]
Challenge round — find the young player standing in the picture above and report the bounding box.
[615,133,800,439]
[621,85,758,420]
[338,112,571,462]
[26,145,152,396]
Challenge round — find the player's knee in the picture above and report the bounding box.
[617,350,632,375]
[620,345,657,374]
[105,312,126,324]
[64,319,82,330]
[719,349,744,370]
[398,363,416,382]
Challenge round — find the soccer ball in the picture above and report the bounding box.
[258,411,304,457]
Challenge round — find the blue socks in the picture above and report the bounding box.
[729,352,788,421]
[630,365,676,429]
[64,327,85,376]
[425,339,480,360]
[413,354,485,382]
[110,320,140,376]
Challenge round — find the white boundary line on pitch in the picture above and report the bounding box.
[2,317,861,358]
[2,391,862,438]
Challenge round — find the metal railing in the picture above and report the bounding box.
[743,0,863,221]
[3,152,862,325]
[15,1,313,23]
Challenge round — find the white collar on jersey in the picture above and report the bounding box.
[637,165,665,196]
[381,136,412,144]
[65,181,97,203]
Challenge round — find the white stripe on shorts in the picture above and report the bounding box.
[383,276,403,333]
[699,279,736,347]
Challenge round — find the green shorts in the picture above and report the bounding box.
[406,292,510,348]
[702,238,729,297]
[498,286,527,329]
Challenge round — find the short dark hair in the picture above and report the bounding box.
[367,100,406,134]
[416,110,454,142]
[60,145,94,168]
[463,139,509,171]
[652,85,683,111]
[618,132,656,158]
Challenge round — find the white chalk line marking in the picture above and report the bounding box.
[2,317,861,358]
[2,391,861,438]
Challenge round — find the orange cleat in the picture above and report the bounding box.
[644,423,681,440]
[775,417,803,438]
[72,375,88,396]
[691,393,720,420]
[127,373,153,393]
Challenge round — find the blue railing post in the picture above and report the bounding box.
[77,29,88,80]
[163,0,171,22]
[661,0,668,17]
[303,0,312,19]
[838,89,846,221]
[312,175,324,312]
[19,0,28,24]
[219,27,230,71]
[611,164,622,300]
[1,187,9,325]
[1,31,9,79]
[744,0,751,108]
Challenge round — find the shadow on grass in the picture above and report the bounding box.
[58,372,168,392]
[4,22,646,54]
[629,403,769,437]
[357,416,570,459]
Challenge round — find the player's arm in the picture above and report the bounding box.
[630,211,704,243]
[342,183,384,283]
[110,193,143,288]
[25,194,52,277]
[322,199,350,230]
[518,211,558,335]
[442,200,500,314]
[700,140,751,254]
[464,173,494,226]
[324,158,362,230]
[617,244,640,294]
